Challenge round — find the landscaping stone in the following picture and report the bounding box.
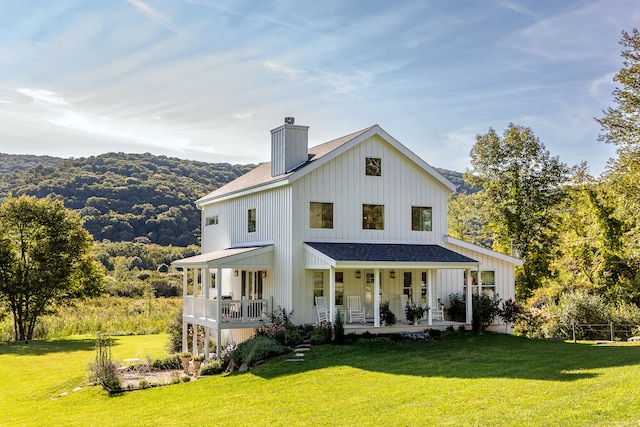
[627,336,640,342]
[239,363,248,372]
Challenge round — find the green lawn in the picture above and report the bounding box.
[2,333,640,426]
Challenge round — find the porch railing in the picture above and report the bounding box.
[183,296,271,323]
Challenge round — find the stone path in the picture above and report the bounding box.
[285,343,311,362]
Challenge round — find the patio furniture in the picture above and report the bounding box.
[432,299,445,321]
[347,296,366,323]
[315,296,330,323]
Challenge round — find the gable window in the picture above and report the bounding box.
[411,206,432,231]
[313,271,324,305]
[365,157,382,176]
[248,208,256,233]
[206,215,219,226]
[310,202,334,229]
[363,204,384,230]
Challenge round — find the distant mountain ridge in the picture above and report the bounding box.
[0,152,473,245]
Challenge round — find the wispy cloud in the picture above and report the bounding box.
[127,0,179,33]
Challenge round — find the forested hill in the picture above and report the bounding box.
[0,152,255,246]
[0,153,471,246]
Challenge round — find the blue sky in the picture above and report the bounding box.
[1,0,638,175]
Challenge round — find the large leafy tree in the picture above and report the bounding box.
[468,124,570,299]
[0,195,103,342]
[594,28,640,299]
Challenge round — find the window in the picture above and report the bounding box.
[313,272,324,305]
[465,271,496,298]
[310,202,334,229]
[421,272,428,303]
[248,208,256,233]
[363,204,384,230]
[335,272,344,306]
[365,157,382,176]
[403,272,413,302]
[206,215,219,226]
[412,206,432,231]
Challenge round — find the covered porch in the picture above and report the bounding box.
[304,242,480,327]
[173,245,274,357]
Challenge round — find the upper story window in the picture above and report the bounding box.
[365,157,382,176]
[248,208,256,233]
[411,206,433,231]
[205,215,219,226]
[310,202,334,229]
[363,204,384,230]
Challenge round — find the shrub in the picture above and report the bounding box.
[447,293,466,322]
[334,310,345,345]
[89,334,121,391]
[498,298,522,332]
[199,359,223,376]
[311,320,332,344]
[405,301,425,324]
[269,306,295,330]
[473,294,500,332]
[151,354,181,370]
[380,301,397,325]
[138,379,151,389]
[514,306,553,339]
[546,291,609,339]
[231,336,288,366]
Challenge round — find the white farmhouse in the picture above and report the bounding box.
[174,118,522,356]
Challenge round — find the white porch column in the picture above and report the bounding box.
[466,268,472,324]
[204,327,210,359]
[182,268,188,296]
[329,266,336,323]
[373,268,380,327]
[216,267,222,358]
[477,268,483,296]
[192,324,198,356]
[182,268,188,353]
[182,321,188,353]
[427,270,433,326]
[203,268,210,320]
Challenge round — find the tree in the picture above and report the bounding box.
[468,124,570,299]
[595,28,640,300]
[0,195,104,342]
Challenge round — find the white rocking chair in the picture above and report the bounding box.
[315,296,330,323]
[347,296,366,323]
[432,299,445,321]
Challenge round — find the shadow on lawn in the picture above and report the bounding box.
[0,337,95,356]
[252,333,640,382]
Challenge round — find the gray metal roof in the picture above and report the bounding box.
[305,242,478,264]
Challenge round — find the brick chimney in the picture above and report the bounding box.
[270,117,309,177]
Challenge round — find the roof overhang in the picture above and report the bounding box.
[304,242,479,269]
[443,236,524,266]
[172,245,274,269]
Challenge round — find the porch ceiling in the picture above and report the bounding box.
[304,242,479,269]
[172,245,273,269]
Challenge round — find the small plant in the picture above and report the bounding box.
[179,352,192,358]
[380,301,397,325]
[447,293,467,322]
[170,371,181,384]
[89,334,122,391]
[192,355,205,362]
[405,301,425,324]
[138,379,151,389]
[269,306,295,330]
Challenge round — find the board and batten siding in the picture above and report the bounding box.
[199,186,296,313]
[293,134,451,244]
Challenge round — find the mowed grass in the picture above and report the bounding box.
[2,333,640,426]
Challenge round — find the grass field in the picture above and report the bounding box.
[2,333,640,426]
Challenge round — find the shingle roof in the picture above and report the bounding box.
[305,242,478,264]
[197,126,375,204]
